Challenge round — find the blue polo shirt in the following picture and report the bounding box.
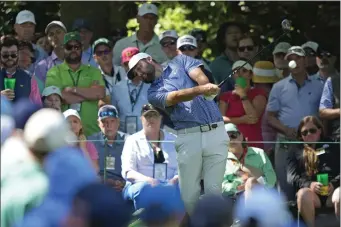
[148,54,223,130]
[266,74,324,129]
[87,131,128,180]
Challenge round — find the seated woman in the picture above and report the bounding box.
[222,123,276,200]
[63,109,99,172]
[219,61,267,149]
[287,116,340,227]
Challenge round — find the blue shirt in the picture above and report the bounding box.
[148,55,223,130]
[81,47,98,68]
[111,80,150,133]
[27,44,48,76]
[319,77,334,109]
[266,75,324,129]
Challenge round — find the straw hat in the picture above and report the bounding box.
[252,61,279,83]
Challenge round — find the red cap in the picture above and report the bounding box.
[121,47,140,64]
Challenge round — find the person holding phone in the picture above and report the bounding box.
[219,60,267,149]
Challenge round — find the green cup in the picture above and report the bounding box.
[4,78,16,90]
[317,173,329,196]
[236,77,247,89]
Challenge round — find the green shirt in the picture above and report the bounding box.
[209,54,233,84]
[113,33,168,65]
[222,147,277,196]
[45,62,105,136]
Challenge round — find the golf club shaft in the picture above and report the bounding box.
[218,31,289,88]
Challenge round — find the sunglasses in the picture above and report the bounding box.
[95,50,111,56]
[65,44,81,51]
[161,40,176,48]
[319,52,332,58]
[228,131,240,139]
[1,53,18,59]
[301,128,318,137]
[179,45,196,51]
[238,46,254,52]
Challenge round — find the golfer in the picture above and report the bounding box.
[126,52,229,214]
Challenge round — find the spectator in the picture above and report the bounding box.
[112,53,150,134]
[121,104,179,210]
[34,32,52,55]
[0,36,42,105]
[109,27,127,46]
[272,42,291,79]
[237,34,259,64]
[72,18,98,67]
[210,22,244,86]
[41,86,62,111]
[18,40,35,75]
[15,146,98,227]
[222,123,276,199]
[121,46,140,72]
[319,73,340,142]
[1,108,75,227]
[45,31,105,136]
[159,30,178,64]
[63,109,99,172]
[33,21,67,94]
[313,48,339,82]
[190,29,211,69]
[252,61,279,153]
[92,38,127,106]
[176,35,215,84]
[14,10,48,75]
[287,116,340,227]
[113,3,168,65]
[63,183,132,227]
[87,105,128,191]
[219,60,267,149]
[266,46,324,200]
[302,41,319,76]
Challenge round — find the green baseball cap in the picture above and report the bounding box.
[224,123,239,132]
[63,32,81,45]
[92,38,112,52]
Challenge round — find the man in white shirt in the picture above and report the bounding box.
[121,104,179,210]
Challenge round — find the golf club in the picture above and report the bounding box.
[218,19,292,88]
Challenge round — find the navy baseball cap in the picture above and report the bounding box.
[98,105,119,120]
[72,18,93,31]
[12,98,41,129]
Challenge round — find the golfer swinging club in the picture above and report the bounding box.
[126,51,229,214]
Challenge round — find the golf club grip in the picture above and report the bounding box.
[218,31,289,88]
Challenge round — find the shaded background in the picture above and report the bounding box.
[0,1,339,61]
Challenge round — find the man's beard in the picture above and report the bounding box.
[65,53,82,64]
[1,59,18,69]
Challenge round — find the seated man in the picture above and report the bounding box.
[88,105,128,191]
[121,104,179,209]
[222,123,276,200]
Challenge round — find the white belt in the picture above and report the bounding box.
[176,121,224,135]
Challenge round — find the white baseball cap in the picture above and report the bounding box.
[302,41,319,53]
[45,21,67,34]
[138,3,158,16]
[159,30,178,42]
[284,46,306,60]
[127,53,152,78]
[16,10,36,25]
[177,35,197,49]
[63,109,81,120]
[24,109,76,152]
[232,60,253,71]
[42,86,62,98]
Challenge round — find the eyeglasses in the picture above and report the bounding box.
[179,45,196,51]
[1,53,18,59]
[161,40,176,48]
[238,46,254,52]
[65,44,81,51]
[301,128,318,137]
[95,50,111,56]
[228,131,240,139]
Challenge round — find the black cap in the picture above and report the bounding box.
[141,104,160,116]
[72,18,93,31]
[190,29,207,42]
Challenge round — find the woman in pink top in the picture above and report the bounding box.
[63,109,99,172]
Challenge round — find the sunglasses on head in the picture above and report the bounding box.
[301,128,318,137]
[99,110,117,118]
[161,40,176,48]
[1,53,18,59]
[179,45,196,51]
[65,44,81,51]
[95,49,111,56]
[238,45,254,52]
[228,131,240,139]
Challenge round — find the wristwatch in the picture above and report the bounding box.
[241,96,248,101]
